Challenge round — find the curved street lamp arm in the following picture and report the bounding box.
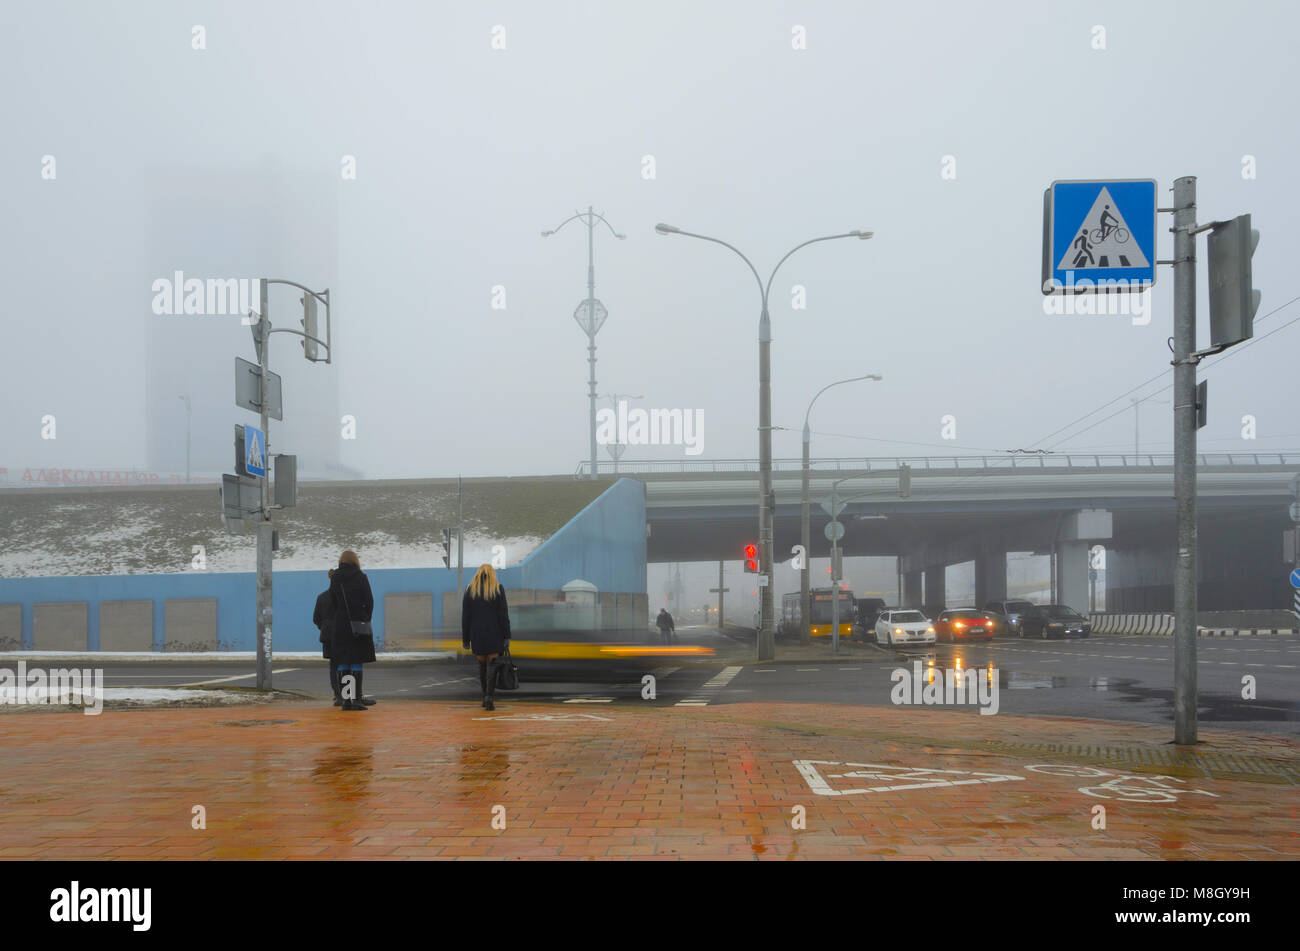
[543,212,588,236]
[764,232,864,302]
[671,229,765,302]
[590,212,625,239]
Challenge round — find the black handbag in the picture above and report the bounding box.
[494,646,519,690]
[340,586,374,637]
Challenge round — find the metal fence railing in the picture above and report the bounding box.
[576,452,1300,478]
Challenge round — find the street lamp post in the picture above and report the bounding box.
[655,223,873,660]
[543,207,626,480]
[600,392,643,475]
[801,375,881,644]
[178,395,191,484]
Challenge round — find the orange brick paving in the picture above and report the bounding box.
[0,699,1295,860]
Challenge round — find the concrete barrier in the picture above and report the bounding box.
[1088,613,1295,636]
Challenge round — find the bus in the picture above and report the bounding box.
[779,587,856,639]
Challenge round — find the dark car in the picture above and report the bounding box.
[1018,604,1091,639]
[933,609,996,642]
[855,598,888,635]
[983,599,1036,636]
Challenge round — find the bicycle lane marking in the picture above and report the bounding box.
[793,760,1220,801]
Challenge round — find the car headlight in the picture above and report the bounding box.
[894,627,903,635]
[926,627,935,634]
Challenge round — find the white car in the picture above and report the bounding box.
[875,609,936,646]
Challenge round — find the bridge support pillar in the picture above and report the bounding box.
[923,566,945,615]
[902,570,922,610]
[974,551,1007,608]
[1056,540,1090,615]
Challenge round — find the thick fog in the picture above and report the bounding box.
[2,0,1296,482]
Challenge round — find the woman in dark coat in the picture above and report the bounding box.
[330,550,377,711]
[313,568,340,705]
[461,563,511,710]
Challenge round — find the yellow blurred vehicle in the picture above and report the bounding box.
[778,587,855,639]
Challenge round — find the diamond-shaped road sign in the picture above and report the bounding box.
[573,298,607,335]
[820,497,846,518]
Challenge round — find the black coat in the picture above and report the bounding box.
[462,586,511,655]
[329,562,376,665]
[313,589,333,659]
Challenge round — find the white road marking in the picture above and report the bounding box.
[794,760,1024,796]
[703,666,744,688]
[563,698,614,703]
[675,666,742,706]
[178,668,299,686]
[650,666,681,678]
[473,713,612,721]
[837,667,861,671]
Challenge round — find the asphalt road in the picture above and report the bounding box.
[83,630,1300,734]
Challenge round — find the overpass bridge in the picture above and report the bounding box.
[584,453,1300,615]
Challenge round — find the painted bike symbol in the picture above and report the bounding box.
[1077,774,1219,803]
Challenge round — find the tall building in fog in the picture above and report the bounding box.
[142,158,360,481]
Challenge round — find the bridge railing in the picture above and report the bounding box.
[576,452,1300,478]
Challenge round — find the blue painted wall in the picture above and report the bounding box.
[0,478,646,651]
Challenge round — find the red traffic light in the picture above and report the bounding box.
[744,544,757,559]
[743,543,758,573]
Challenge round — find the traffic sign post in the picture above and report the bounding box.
[1290,569,1300,625]
[1042,171,1260,746]
[229,278,332,690]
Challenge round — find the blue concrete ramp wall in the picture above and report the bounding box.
[0,478,647,652]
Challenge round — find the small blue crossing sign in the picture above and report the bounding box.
[1289,567,1300,589]
[244,425,267,478]
[1043,179,1157,294]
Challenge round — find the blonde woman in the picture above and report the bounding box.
[461,564,511,710]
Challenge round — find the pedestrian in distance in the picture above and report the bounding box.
[313,568,341,706]
[330,549,377,711]
[462,563,511,711]
[656,608,675,645]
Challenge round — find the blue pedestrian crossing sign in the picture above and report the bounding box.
[244,425,267,478]
[1042,179,1157,294]
[1290,568,1300,589]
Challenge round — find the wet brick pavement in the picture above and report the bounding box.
[0,699,1295,860]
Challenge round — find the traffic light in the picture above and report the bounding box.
[441,528,452,568]
[1208,213,1260,349]
[743,543,759,573]
[300,294,321,361]
[899,464,911,498]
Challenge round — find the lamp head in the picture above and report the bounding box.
[852,230,874,240]
[655,223,680,235]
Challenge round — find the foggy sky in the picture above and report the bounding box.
[3,0,1297,481]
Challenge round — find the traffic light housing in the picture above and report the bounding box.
[301,294,321,362]
[441,528,452,568]
[1208,213,1260,349]
[899,464,912,498]
[743,543,759,573]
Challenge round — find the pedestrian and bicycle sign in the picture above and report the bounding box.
[244,425,267,478]
[1042,179,1157,294]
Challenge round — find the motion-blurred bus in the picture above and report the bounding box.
[778,587,855,639]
